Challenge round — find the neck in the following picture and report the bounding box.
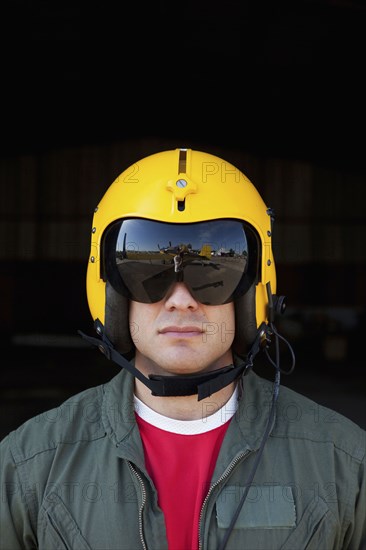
[134,378,237,420]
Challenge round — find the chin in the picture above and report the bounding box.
[166,366,204,376]
[156,354,216,376]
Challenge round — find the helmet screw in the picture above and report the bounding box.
[92,227,96,234]
[90,256,95,263]
[267,230,271,237]
[94,207,98,213]
[267,259,271,266]
[176,179,187,188]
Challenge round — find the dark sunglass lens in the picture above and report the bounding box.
[106,219,253,304]
[185,255,247,305]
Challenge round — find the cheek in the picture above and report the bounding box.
[207,303,235,346]
[128,303,140,345]
[222,303,236,343]
[129,302,145,332]
[129,301,140,324]
[213,303,235,326]
[129,302,156,342]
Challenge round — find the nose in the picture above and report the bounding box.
[164,283,199,311]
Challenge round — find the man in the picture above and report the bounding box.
[1,148,365,549]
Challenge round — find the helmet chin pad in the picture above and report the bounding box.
[105,281,134,356]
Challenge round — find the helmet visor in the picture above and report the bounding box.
[103,219,259,305]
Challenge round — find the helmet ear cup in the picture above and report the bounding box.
[105,281,134,356]
[233,283,258,358]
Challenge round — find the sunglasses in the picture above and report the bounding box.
[103,218,259,305]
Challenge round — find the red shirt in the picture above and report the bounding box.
[135,388,238,550]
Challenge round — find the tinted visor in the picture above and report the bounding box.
[103,219,259,305]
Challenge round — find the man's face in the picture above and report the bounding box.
[129,283,235,377]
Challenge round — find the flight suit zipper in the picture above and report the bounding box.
[128,461,147,550]
[198,450,251,550]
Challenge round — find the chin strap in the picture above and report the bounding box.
[78,319,270,401]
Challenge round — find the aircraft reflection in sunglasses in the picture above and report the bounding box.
[158,242,236,260]
[157,242,222,282]
[114,228,249,304]
[157,242,238,276]
[118,233,245,268]
[158,242,217,273]
[124,237,243,280]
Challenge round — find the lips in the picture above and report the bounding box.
[159,325,203,334]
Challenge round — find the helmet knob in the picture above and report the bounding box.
[273,295,287,315]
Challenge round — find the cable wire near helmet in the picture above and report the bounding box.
[86,148,278,357]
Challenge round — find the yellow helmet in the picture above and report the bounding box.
[86,148,278,357]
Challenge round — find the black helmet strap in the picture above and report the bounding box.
[78,319,270,401]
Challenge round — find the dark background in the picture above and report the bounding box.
[1,0,365,438]
[1,0,365,168]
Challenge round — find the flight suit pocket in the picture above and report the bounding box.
[215,485,335,550]
[214,485,296,549]
[39,492,91,550]
[216,484,296,529]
